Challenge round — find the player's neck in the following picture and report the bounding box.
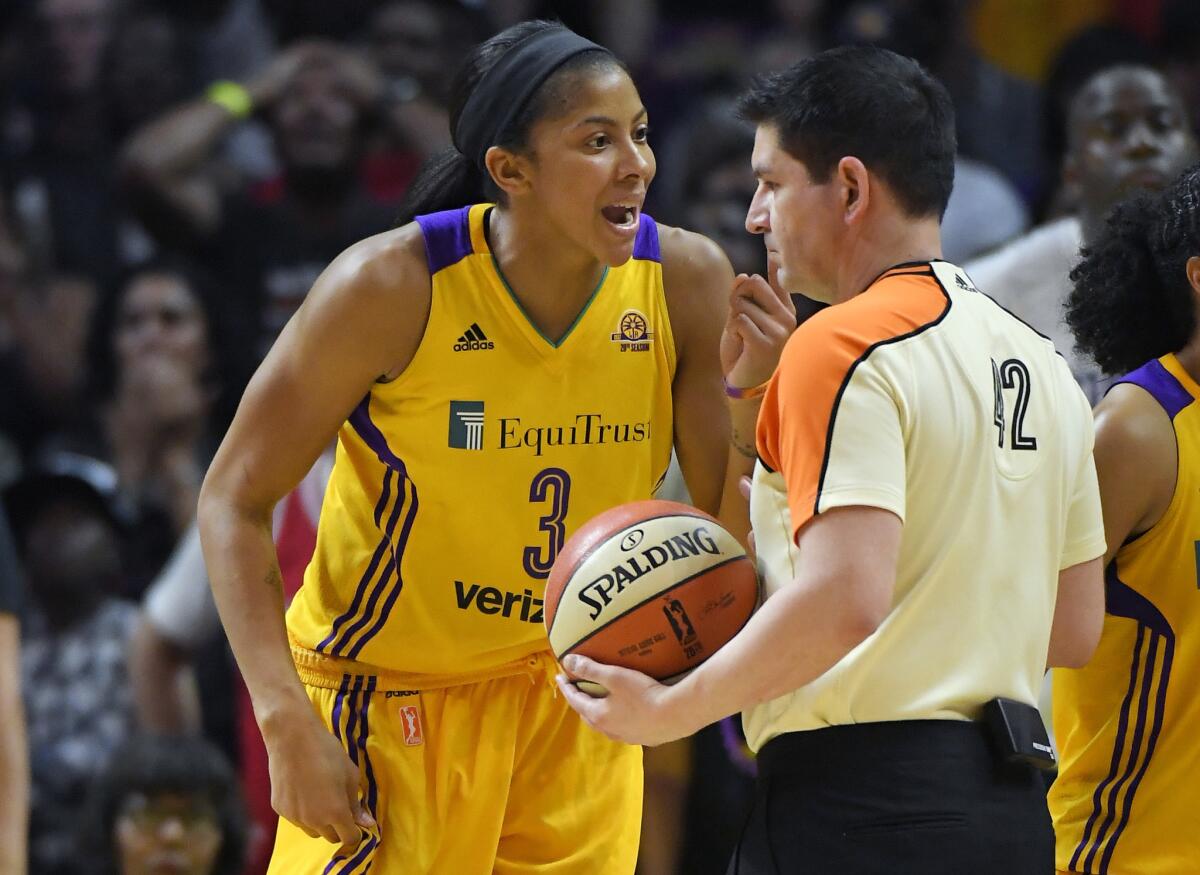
[833,215,943,304]
[487,205,607,331]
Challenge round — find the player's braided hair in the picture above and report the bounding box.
[1066,164,1200,375]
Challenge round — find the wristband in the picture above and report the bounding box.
[206,81,253,119]
[723,375,770,399]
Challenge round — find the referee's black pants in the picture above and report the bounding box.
[727,720,1053,875]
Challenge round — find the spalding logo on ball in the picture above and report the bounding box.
[544,499,759,696]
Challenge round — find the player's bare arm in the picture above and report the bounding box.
[197,226,430,851]
[1045,384,1176,671]
[1093,384,1179,561]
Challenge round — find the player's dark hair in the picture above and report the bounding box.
[736,45,956,219]
[78,734,247,875]
[396,21,623,225]
[1067,166,1200,375]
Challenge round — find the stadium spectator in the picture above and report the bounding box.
[365,0,475,160]
[121,41,403,360]
[6,468,136,875]
[79,733,247,875]
[42,258,235,594]
[968,65,1198,404]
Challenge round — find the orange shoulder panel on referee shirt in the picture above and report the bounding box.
[756,265,950,539]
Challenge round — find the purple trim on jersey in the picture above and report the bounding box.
[632,213,660,262]
[1113,358,1194,421]
[315,532,391,653]
[346,488,419,660]
[317,397,418,656]
[1071,565,1175,872]
[349,396,409,474]
[373,469,393,527]
[332,555,396,657]
[331,480,410,657]
[415,205,474,275]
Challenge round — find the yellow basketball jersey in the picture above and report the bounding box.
[285,204,676,678]
[1051,353,1200,874]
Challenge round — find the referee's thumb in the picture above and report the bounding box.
[563,654,601,679]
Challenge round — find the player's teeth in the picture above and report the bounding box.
[623,208,633,223]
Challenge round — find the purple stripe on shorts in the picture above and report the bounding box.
[322,676,361,875]
[415,205,474,274]
[330,673,351,744]
[1113,358,1194,421]
[336,836,378,875]
[632,212,660,262]
[342,675,365,767]
[360,676,379,818]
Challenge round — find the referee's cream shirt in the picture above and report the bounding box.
[745,261,1106,751]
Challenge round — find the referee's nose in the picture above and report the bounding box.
[745,184,770,236]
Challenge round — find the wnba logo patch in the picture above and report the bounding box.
[610,309,653,352]
[448,401,485,450]
[400,705,424,746]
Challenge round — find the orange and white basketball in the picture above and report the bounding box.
[544,499,758,696]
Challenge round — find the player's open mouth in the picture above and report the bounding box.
[601,203,640,230]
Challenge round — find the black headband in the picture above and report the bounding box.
[454,28,612,171]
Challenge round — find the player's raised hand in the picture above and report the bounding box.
[262,707,377,856]
[720,272,796,389]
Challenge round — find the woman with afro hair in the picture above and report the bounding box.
[1050,166,1200,874]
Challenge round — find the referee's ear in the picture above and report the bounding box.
[835,156,870,225]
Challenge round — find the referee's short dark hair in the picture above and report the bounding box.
[738,45,957,219]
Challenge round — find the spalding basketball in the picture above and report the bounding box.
[544,499,758,696]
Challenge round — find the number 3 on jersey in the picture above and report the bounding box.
[992,357,1038,451]
[524,467,572,579]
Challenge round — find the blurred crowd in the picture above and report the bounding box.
[2,0,1199,873]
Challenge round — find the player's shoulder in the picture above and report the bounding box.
[1096,379,1179,454]
[655,222,734,329]
[322,222,430,305]
[656,222,731,280]
[296,224,432,360]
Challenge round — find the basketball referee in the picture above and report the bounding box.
[561,46,1107,873]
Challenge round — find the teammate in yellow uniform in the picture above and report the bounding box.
[1052,167,1200,874]
[197,21,793,875]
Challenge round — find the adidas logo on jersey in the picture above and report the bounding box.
[453,322,494,351]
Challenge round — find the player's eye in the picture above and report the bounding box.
[632,124,650,143]
[586,133,610,149]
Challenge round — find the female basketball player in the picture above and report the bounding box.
[197,20,793,875]
[1051,167,1200,873]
